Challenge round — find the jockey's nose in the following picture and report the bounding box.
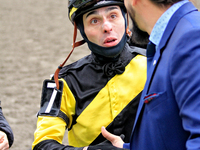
[102,21,112,33]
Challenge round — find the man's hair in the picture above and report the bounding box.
[150,0,182,6]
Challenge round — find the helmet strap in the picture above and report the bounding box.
[54,22,85,90]
[54,13,131,89]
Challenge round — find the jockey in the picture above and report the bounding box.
[32,0,147,149]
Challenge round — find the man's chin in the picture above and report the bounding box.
[128,9,149,47]
[130,22,149,47]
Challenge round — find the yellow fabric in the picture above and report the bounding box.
[32,55,146,148]
[32,78,76,149]
[68,55,146,147]
[60,78,76,128]
[32,116,66,149]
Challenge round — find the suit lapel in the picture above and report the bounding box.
[131,2,197,133]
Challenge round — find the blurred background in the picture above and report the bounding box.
[0,1,90,149]
[0,1,200,149]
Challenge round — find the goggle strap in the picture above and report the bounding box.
[55,13,128,89]
[54,22,85,90]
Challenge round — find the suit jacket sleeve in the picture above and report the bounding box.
[123,143,130,149]
[170,27,200,149]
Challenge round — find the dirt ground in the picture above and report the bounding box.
[0,1,90,149]
[0,1,200,150]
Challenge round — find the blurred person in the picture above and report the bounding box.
[101,0,200,149]
[0,103,14,149]
[32,0,147,150]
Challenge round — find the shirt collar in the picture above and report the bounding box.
[149,0,189,48]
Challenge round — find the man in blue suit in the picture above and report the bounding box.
[101,0,200,149]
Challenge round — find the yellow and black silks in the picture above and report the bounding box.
[32,44,147,149]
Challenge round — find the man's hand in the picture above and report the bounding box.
[83,147,88,150]
[82,127,126,150]
[101,126,124,148]
[0,131,9,150]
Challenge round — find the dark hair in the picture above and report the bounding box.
[150,0,182,6]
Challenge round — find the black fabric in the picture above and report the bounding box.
[58,44,137,130]
[88,144,127,150]
[71,1,126,22]
[0,106,14,147]
[38,80,64,117]
[34,139,128,150]
[91,92,142,145]
[57,110,69,126]
[33,139,84,150]
[37,80,69,125]
[34,44,146,149]
[129,45,146,56]
[102,60,125,77]
[146,41,156,74]
[88,138,128,150]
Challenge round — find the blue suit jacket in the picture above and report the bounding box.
[125,2,200,150]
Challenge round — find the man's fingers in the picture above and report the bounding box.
[0,131,9,150]
[83,146,88,150]
[0,131,5,143]
[101,126,116,142]
[101,126,124,148]
[0,141,9,150]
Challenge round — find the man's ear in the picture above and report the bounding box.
[132,0,137,5]
[132,0,139,6]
